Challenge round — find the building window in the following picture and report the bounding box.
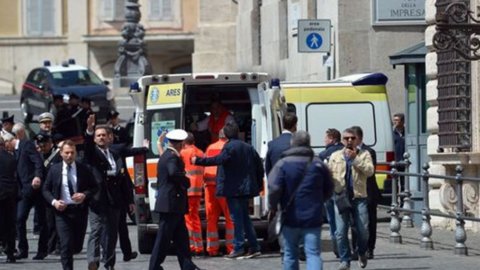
[101,0,125,22]
[25,0,56,36]
[149,0,173,21]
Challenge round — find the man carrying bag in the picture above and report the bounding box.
[328,127,374,270]
[268,131,333,270]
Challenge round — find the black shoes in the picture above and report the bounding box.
[367,250,374,259]
[123,251,138,262]
[5,257,16,263]
[32,252,48,260]
[14,252,28,260]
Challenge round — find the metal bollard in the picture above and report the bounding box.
[420,163,433,249]
[390,162,402,243]
[454,165,468,255]
[402,152,414,228]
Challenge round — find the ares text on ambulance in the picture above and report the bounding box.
[127,72,286,253]
[282,73,395,197]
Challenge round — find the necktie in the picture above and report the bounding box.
[67,164,75,196]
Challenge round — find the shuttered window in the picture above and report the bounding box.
[102,0,125,22]
[149,0,173,21]
[25,0,55,36]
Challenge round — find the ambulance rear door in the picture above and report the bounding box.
[144,82,184,212]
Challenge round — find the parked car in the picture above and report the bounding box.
[20,59,116,123]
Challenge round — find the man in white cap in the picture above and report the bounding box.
[38,112,54,134]
[149,129,202,270]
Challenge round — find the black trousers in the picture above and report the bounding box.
[118,207,133,256]
[101,207,121,268]
[17,192,48,255]
[55,205,88,270]
[0,195,17,258]
[46,206,59,253]
[149,213,197,270]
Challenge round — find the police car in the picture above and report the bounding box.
[20,59,115,123]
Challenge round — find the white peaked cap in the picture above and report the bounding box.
[166,129,188,141]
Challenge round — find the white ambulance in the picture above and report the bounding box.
[282,73,395,196]
[127,72,286,253]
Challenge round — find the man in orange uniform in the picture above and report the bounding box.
[203,129,234,256]
[180,133,205,256]
[196,101,235,143]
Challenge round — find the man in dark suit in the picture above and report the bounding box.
[3,131,48,260]
[149,129,201,270]
[0,136,17,263]
[42,140,97,270]
[265,112,297,175]
[350,126,381,260]
[84,115,135,270]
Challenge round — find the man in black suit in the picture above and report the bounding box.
[265,112,297,175]
[350,126,381,260]
[84,115,134,270]
[2,131,48,260]
[265,112,298,257]
[149,129,201,270]
[0,136,17,263]
[42,140,97,270]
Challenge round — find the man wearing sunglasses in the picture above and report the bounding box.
[328,127,374,270]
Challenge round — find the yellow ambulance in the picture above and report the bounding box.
[282,73,394,195]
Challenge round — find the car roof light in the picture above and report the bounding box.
[68,58,76,65]
[271,78,280,88]
[61,61,69,67]
[43,60,51,67]
[130,82,140,92]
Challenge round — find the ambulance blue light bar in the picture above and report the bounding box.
[351,73,388,86]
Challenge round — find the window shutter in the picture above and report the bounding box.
[26,0,40,35]
[115,0,125,21]
[41,0,55,36]
[150,0,161,20]
[103,0,115,21]
[162,0,173,20]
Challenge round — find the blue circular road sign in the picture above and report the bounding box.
[306,33,323,49]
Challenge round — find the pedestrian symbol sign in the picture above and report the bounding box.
[298,19,331,53]
[306,33,322,49]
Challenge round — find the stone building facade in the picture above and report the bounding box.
[426,0,480,231]
[0,0,198,95]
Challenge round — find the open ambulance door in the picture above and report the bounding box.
[129,81,185,254]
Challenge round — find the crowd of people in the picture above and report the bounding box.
[0,95,406,270]
[0,102,142,270]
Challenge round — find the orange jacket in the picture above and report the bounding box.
[208,110,230,142]
[181,145,204,196]
[203,139,227,186]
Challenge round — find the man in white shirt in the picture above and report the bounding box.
[42,140,97,270]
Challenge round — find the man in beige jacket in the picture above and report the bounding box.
[328,127,374,270]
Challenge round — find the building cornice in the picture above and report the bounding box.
[0,36,68,46]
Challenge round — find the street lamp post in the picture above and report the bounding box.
[113,0,152,88]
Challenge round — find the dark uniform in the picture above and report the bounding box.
[35,133,63,254]
[84,130,132,269]
[0,147,17,262]
[149,147,199,270]
[15,138,48,260]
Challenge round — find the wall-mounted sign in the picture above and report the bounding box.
[373,0,426,26]
[298,20,331,53]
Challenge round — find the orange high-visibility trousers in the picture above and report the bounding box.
[205,185,234,255]
[185,196,204,253]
